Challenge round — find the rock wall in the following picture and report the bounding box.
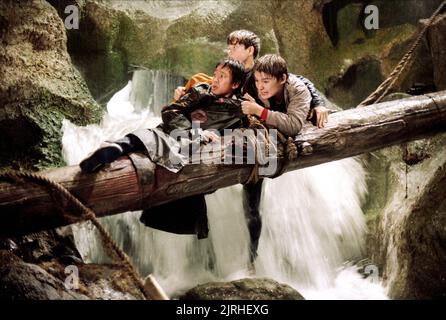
[363,132,446,299]
[47,0,444,109]
[1,0,444,300]
[0,0,103,170]
[427,13,446,91]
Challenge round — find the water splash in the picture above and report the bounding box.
[129,69,185,116]
[63,71,388,299]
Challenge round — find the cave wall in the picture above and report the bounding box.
[0,0,103,170]
[362,133,446,299]
[0,0,445,299]
[46,0,444,110]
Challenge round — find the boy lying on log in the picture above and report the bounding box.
[79,56,315,242]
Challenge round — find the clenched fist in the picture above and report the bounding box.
[241,93,264,117]
[174,86,186,101]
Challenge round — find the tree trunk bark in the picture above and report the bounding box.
[1,91,445,237]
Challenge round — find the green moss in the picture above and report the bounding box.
[362,152,398,224]
[159,38,227,79]
[0,86,103,171]
[310,23,417,90]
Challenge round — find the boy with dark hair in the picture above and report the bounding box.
[241,54,326,136]
[80,59,248,239]
[227,29,260,69]
[173,31,329,268]
[174,30,328,127]
[80,58,247,174]
[240,54,328,265]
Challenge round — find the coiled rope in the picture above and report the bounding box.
[244,116,297,184]
[0,170,160,300]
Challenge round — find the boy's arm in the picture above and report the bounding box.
[264,82,312,137]
[297,75,329,128]
[162,86,212,133]
[173,73,213,101]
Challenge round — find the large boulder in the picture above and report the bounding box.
[0,227,144,300]
[363,132,446,299]
[180,277,305,300]
[0,0,102,171]
[0,249,143,300]
[0,250,88,300]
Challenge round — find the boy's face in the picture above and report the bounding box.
[211,65,239,97]
[254,71,287,100]
[227,41,252,66]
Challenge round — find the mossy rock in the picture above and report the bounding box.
[362,132,446,299]
[181,277,305,300]
[0,0,103,171]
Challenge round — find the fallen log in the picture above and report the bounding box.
[1,91,446,237]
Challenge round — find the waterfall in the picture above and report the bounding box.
[129,69,185,116]
[61,70,388,299]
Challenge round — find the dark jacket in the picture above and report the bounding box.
[128,83,246,173]
[161,83,246,134]
[136,83,247,239]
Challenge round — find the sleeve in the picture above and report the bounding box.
[264,82,312,137]
[296,75,325,108]
[161,86,213,133]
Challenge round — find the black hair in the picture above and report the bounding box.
[215,58,246,94]
[227,30,261,59]
[253,54,288,81]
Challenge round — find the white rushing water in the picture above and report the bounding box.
[62,70,388,299]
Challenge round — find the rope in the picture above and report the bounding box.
[244,116,298,183]
[244,116,263,184]
[0,171,151,300]
[358,0,446,107]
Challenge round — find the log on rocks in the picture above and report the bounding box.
[1,91,446,237]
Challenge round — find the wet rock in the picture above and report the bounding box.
[48,0,280,102]
[326,56,384,108]
[10,227,82,264]
[0,0,103,170]
[0,250,88,300]
[268,0,332,86]
[39,259,143,300]
[313,1,439,102]
[362,87,446,299]
[180,278,305,300]
[426,13,446,91]
[363,132,446,299]
[74,263,143,300]
[0,226,144,300]
[0,249,142,300]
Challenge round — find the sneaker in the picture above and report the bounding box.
[79,142,123,173]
